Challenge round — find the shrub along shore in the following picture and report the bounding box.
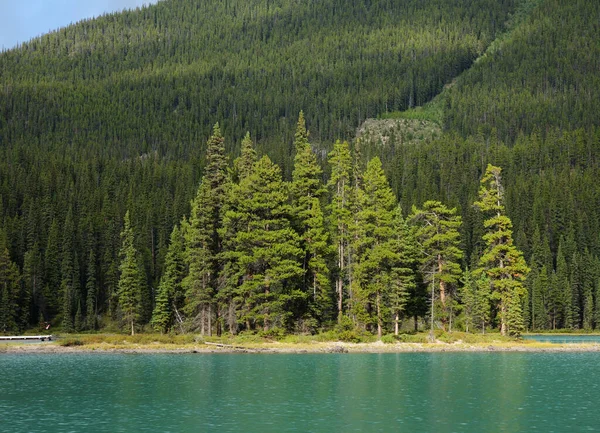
[3,332,600,354]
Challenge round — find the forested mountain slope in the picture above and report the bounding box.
[361,0,600,331]
[1,0,600,334]
[443,0,600,143]
[0,0,512,160]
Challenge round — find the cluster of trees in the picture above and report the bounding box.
[136,119,530,337]
[2,0,600,337]
[1,115,529,337]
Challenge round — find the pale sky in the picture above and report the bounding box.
[0,0,159,50]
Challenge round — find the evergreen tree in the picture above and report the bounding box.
[389,209,417,335]
[85,249,97,330]
[290,111,328,324]
[474,164,529,337]
[23,243,43,326]
[183,123,228,335]
[554,241,571,329]
[117,211,145,335]
[327,140,352,321]
[304,198,332,327]
[0,245,21,333]
[152,225,186,333]
[474,275,492,334]
[221,156,303,331]
[411,200,463,334]
[353,157,400,338]
[60,210,76,332]
[44,219,60,318]
[234,132,257,182]
[459,268,477,333]
[530,266,549,330]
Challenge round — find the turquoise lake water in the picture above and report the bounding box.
[1,352,599,432]
[524,334,600,344]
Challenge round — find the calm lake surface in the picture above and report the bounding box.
[524,334,600,344]
[1,352,599,432]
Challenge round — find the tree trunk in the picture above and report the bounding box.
[208,303,212,337]
[500,302,507,336]
[200,306,205,336]
[131,319,135,336]
[376,291,382,339]
[394,313,399,336]
[264,285,270,332]
[438,255,446,306]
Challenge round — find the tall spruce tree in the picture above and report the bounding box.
[43,219,60,318]
[411,200,463,335]
[353,157,400,338]
[327,140,352,321]
[474,164,530,337]
[117,210,146,336]
[304,198,332,326]
[152,225,186,333]
[23,243,43,327]
[390,209,417,336]
[183,123,228,335]
[85,249,97,330]
[0,243,21,333]
[290,111,328,323]
[60,210,76,332]
[221,156,303,331]
[234,132,257,182]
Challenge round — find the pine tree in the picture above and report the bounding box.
[474,275,492,334]
[530,266,549,330]
[0,245,20,333]
[474,164,529,337]
[183,123,228,335]
[152,225,185,333]
[23,243,43,326]
[85,249,97,330]
[389,209,417,335]
[459,268,477,333]
[61,210,76,332]
[353,157,400,338]
[411,200,463,334]
[183,182,215,334]
[221,156,303,331]
[234,132,257,182]
[74,300,83,332]
[555,241,571,329]
[44,219,60,318]
[290,111,328,324]
[327,140,352,321]
[304,198,332,327]
[117,211,145,336]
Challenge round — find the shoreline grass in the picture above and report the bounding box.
[3,331,600,354]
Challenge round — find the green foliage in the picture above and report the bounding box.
[411,200,463,330]
[1,0,600,337]
[151,225,185,333]
[117,211,147,335]
[445,0,600,143]
[0,245,21,333]
[474,165,529,337]
[352,158,405,337]
[182,124,228,335]
[220,155,304,332]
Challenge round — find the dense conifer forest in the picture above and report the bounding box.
[1,0,599,336]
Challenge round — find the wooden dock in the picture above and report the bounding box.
[0,335,53,341]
